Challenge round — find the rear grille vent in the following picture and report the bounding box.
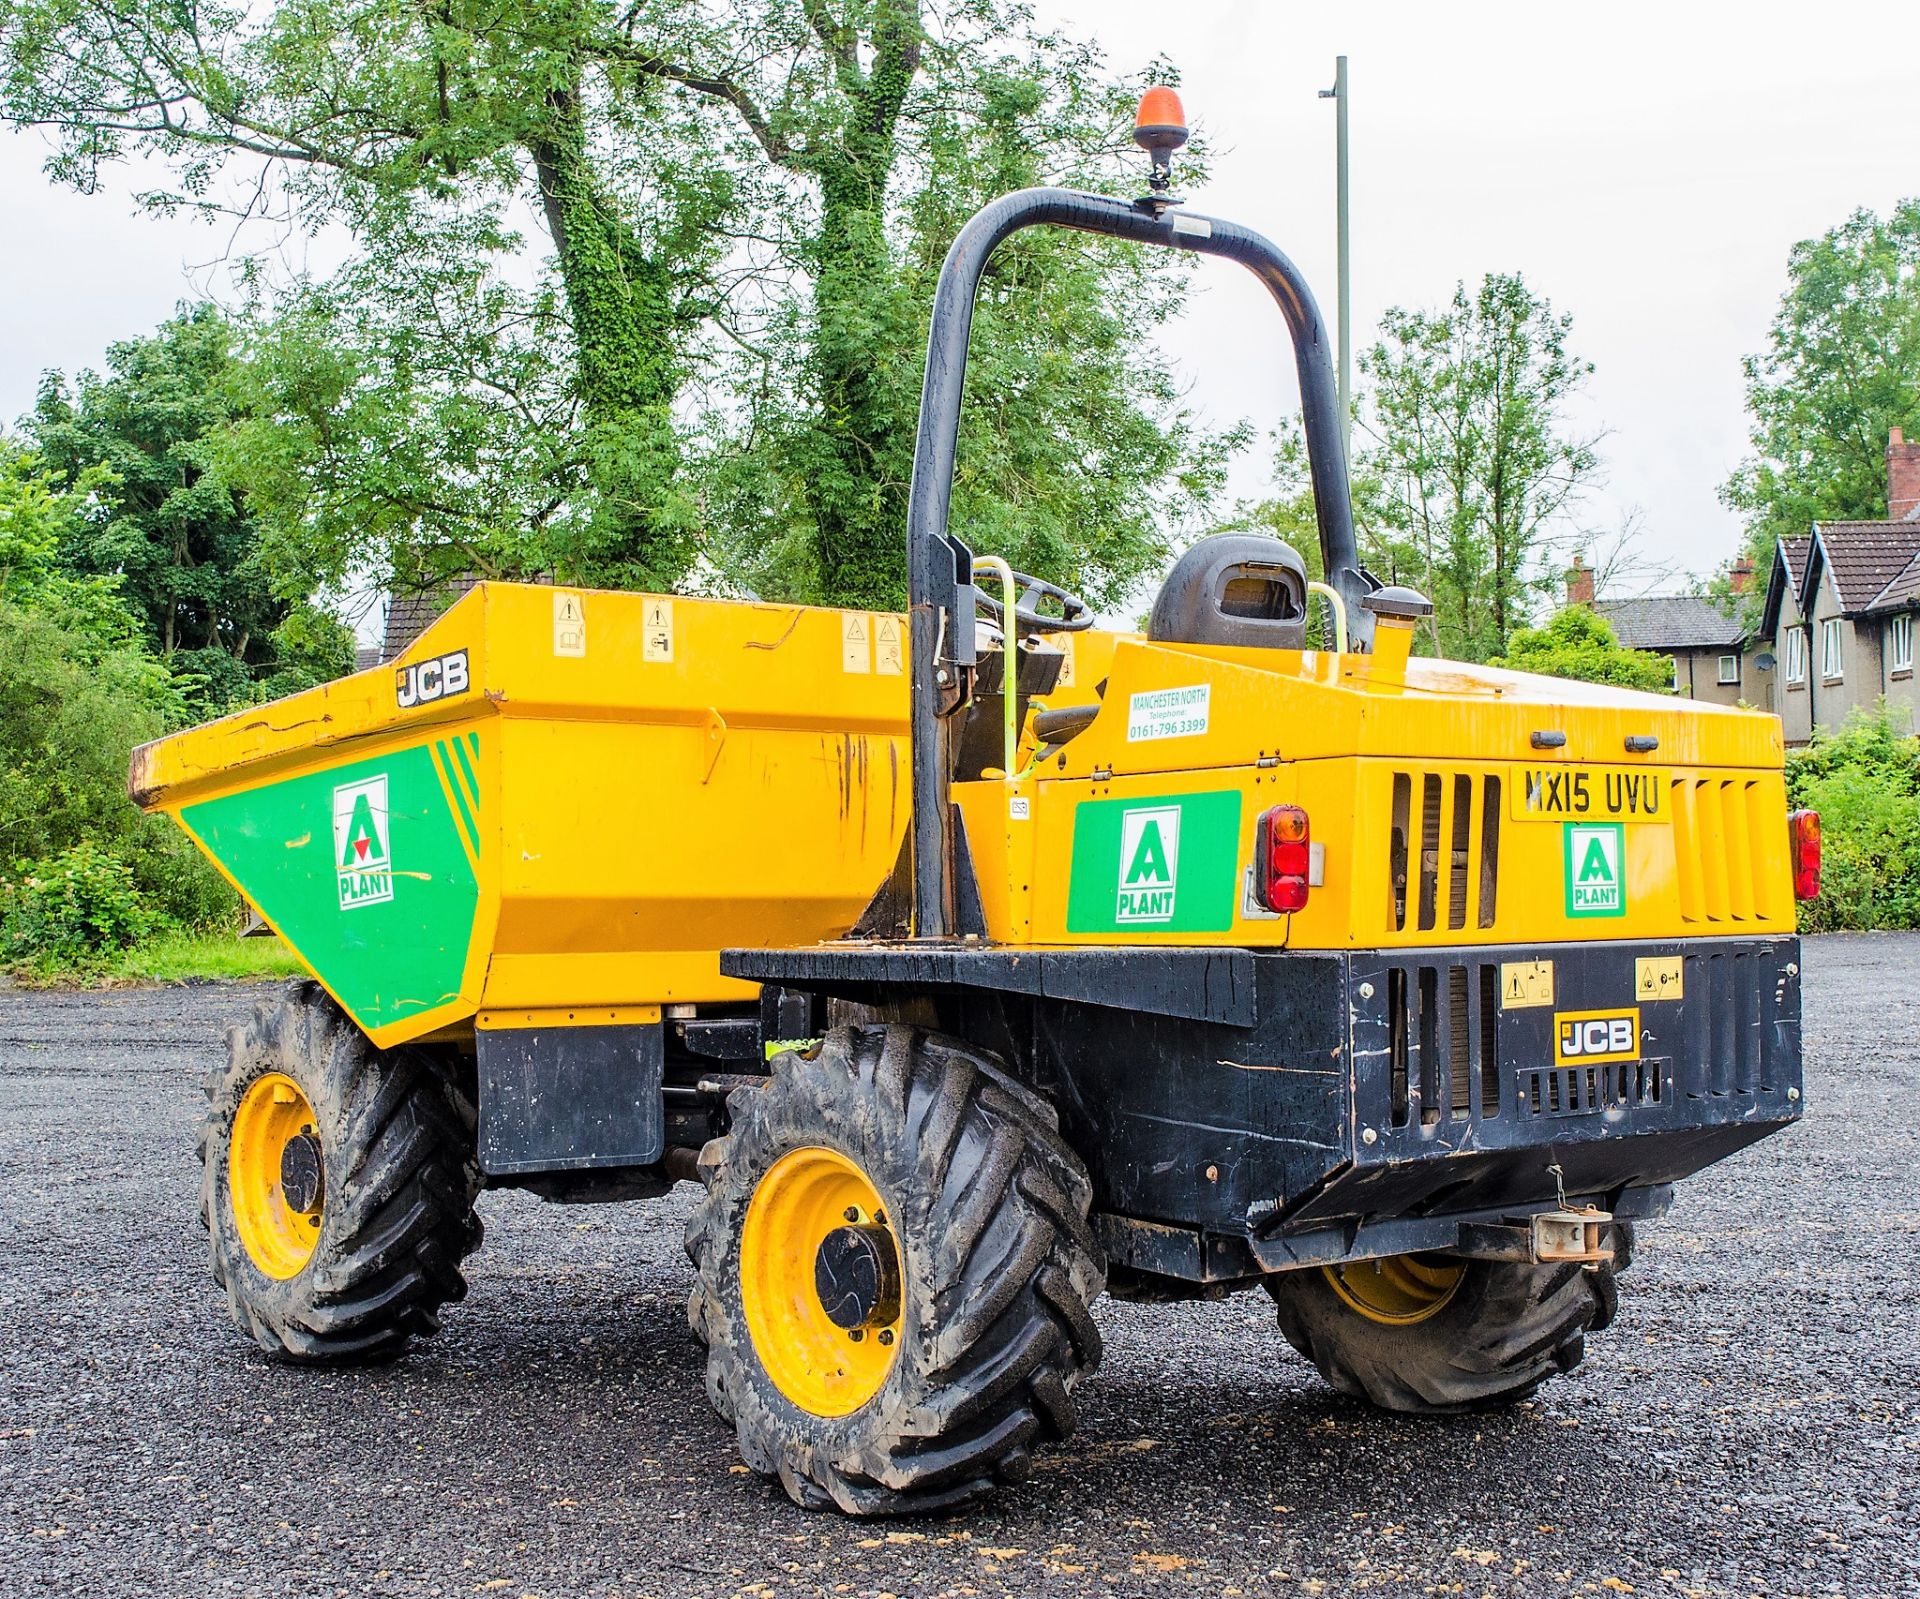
[1390,772,1501,933]
[1522,1059,1663,1118]
[1670,777,1772,924]
[1386,961,1502,1129]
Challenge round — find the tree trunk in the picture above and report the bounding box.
[527,79,687,588]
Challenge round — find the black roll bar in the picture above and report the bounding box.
[905,186,1367,939]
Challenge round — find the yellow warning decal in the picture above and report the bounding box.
[1499,960,1555,1010]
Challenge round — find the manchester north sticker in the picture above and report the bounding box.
[333,775,395,910]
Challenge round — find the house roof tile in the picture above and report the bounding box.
[1594,595,1745,650]
[1811,521,1920,612]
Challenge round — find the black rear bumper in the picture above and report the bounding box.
[724,936,1803,1280]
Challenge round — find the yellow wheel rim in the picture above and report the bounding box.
[739,1147,904,1417]
[229,1072,324,1279]
[1323,1253,1464,1326]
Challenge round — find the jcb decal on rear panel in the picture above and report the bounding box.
[1554,1008,1641,1066]
[1066,791,1241,934]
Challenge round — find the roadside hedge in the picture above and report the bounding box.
[1784,709,1920,932]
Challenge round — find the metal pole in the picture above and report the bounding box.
[1319,56,1351,457]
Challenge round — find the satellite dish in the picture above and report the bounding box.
[1755,651,1777,672]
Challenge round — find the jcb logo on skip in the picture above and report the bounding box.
[396,649,470,709]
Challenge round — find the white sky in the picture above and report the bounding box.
[1,0,1915,593]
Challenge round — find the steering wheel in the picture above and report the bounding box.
[973,570,1097,634]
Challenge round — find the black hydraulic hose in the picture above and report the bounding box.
[906,186,1365,939]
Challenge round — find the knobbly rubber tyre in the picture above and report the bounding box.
[685,1025,1105,1515]
[199,979,484,1363]
[1266,1233,1631,1414]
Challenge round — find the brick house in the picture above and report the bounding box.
[1759,429,1920,745]
[1565,556,1754,704]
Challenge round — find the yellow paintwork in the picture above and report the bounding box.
[228,1072,322,1279]
[1323,1254,1464,1325]
[739,1145,903,1415]
[957,625,1795,950]
[136,578,1793,1050]
[134,585,912,1047]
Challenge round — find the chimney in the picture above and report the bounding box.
[1730,557,1755,595]
[1566,553,1594,607]
[1889,427,1920,520]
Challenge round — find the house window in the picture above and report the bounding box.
[1821,617,1844,680]
[1717,653,1739,685]
[1667,655,1680,690]
[1893,612,1915,675]
[1785,627,1806,685]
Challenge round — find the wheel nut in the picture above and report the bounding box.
[844,1206,860,1222]
[848,1328,864,1342]
[877,1329,894,1347]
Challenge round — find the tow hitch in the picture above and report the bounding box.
[1456,1206,1616,1267]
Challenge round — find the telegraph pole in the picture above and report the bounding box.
[1318,56,1351,459]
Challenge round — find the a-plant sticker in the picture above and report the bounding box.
[1564,821,1625,918]
[1066,790,1241,934]
[1116,806,1181,924]
[333,775,395,909]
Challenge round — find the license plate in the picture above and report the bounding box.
[1510,765,1670,823]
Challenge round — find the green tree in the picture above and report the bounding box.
[1722,200,1920,584]
[212,210,591,600]
[657,4,1231,608]
[1491,605,1672,693]
[30,306,279,669]
[0,0,737,589]
[1361,274,1600,661]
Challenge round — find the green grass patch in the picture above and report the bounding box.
[5,929,309,988]
[108,930,307,984]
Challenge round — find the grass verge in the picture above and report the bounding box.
[4,930,307,987]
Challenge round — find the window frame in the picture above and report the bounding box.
[1716,653,1739,685]
[1892,611,1915,675]
[1785,626,1807,685]
[1821,616,1844,681]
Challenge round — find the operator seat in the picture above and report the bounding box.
[1147,532,1310,649]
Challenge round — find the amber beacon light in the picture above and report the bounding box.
[1134,85,1189,191]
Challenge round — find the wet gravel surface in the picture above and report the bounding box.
[2,933,1916,1598]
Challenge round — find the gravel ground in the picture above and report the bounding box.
[2,934,1916,1599]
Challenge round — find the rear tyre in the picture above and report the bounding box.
[685,1025,1105,1515]
[199,980,484,1363]
[1266,1234,1631,1413]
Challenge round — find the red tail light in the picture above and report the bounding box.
[1256,805,1311,913]
[1788,809,1821,901]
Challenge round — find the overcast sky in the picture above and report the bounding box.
[1,0,1914,593]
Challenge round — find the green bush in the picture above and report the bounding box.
[0,597,236,963]
[1491,606,1674,693]
[0,841,162,967]
[1784,709,1920,931]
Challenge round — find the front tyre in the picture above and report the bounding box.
[1266,1236,1630,1413]
[199,980,484,1363]
[685,1026,1104,1515]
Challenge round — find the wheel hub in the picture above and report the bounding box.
[814,1224,902,1331]
[279,1129,325,1216]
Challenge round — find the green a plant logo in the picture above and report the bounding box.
[1115,805,1181,924]
[1564,821,1625,918]
[332,774,395,910]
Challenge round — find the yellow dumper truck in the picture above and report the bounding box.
[132,94,1812,1514]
